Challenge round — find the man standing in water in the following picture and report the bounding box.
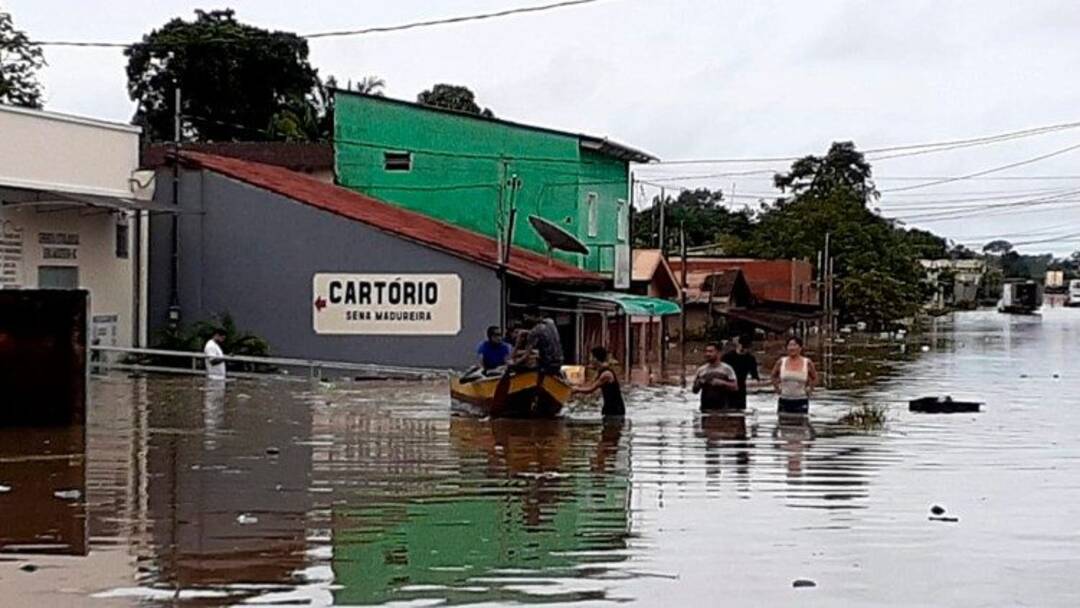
[692,342,738,411]
[203,328,227,381]
[571,346,625,417]
[722,335,760,410]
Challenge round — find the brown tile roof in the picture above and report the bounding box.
[142,142,333,172]
[178,152,602,286]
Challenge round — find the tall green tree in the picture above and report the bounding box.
[417,83,494,117]
[0,11,45,108]
[774,141,878,204]
[742,143,926,328]
[125,9,321,141]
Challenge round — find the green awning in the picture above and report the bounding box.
[551,290,681,316]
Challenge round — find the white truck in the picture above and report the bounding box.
[1068,279,1080,307]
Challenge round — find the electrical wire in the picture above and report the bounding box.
[31,0,604,48]
[881,142,1080,193]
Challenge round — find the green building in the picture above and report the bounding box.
[333,92,657,287]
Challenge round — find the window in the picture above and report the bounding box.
[616,199,628,241]
[383,151,412,171]
[115,217,129,259]
[586,192,598,237]
[38,266,79,289]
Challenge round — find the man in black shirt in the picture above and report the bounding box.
[721,335,760,411]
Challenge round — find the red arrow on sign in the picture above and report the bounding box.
[314,295,327,312]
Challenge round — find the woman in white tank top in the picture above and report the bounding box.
[770,336,818,415]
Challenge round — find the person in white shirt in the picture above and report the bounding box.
[203,328,227,380]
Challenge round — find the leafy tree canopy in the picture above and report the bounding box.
[773,141,878,204]
[125,9,321,141]
[0,11,45,108]
[982,239,1013,254]
[417,83,494,117]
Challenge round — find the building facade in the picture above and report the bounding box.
[0,104,157,348]
[148,153,602,370]
[669,257,818,306]
[921,259,986,311]
[333,92,656,287]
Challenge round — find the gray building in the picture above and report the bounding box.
[148,152,601,369]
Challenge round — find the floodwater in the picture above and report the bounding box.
[1,309,1078,607]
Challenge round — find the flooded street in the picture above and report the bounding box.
[2,309,1078,607]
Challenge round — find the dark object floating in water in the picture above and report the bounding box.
[929,516,959,523]
[793,579,817,588]
[266,446,280,456]
[19,564,37,573]
[909,396,981,413]
[931,505,946,516]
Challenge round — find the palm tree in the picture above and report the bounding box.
[354,75,386,96]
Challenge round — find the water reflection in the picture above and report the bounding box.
[327,416,632,605]
[1,309,1079,606]
[0,425,87,555]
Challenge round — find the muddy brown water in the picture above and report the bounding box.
[1,309,1078,606]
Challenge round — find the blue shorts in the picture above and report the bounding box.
[778,398,809,415]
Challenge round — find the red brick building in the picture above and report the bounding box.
[669,257,818,306]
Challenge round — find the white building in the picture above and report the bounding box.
[0,104,163,348]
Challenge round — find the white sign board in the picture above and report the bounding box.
[312,273,462,335]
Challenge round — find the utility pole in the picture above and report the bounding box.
[658,187,666,258]
[679,222,688,388]
[168,87,182,328]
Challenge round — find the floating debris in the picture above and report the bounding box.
[909,396,981,414]
[236,513,259,525]
[266,446,281,456]
[53,489,81,500]
[931,505,946,516]
[0,484,11,493]
[19,564,38,573]
[793,579,817,588]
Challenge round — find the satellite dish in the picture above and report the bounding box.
[528,215,589,255]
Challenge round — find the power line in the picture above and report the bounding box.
[880,141,1080,193]
[32,0,603,48]
[649,119,1080,165]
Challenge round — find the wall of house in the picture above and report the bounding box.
[333,94,630,282]
[0,105,141,197]
[149,169,502,369]
[0,206,137,347]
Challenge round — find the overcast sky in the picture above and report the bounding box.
[8,0,1080,255]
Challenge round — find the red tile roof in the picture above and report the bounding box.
[670,257,818,305]
[178,152,602,285]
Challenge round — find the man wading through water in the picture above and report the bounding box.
[692,342,738,411]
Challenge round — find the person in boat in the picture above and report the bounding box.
[692,342,739,412]
[523,307,564,376]
[477,325,512,372]
[571,346,626,417]
[771,336,818,416]
[721,334,760,411]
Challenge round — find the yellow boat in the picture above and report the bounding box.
[450,370,572,418]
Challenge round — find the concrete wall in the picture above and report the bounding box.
[149,169,501,368]
[0,206,138,347]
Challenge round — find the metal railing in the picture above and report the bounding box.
[88,345,450,381]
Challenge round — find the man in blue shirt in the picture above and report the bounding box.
[477,325,511,371]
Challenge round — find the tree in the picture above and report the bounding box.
[353,75,386,96]
[900,228,948,259]
[417,83,494,117]
[773,141,878,204]
[744,144,926,328]
[0,11,45,108]
[632,188,753,254]
[125,9,321,142]
[982,239,1013,255]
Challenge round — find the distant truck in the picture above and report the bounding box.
[998,280,1043,315]
[1067,279,1080,307]
[1045,270,1066,294]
